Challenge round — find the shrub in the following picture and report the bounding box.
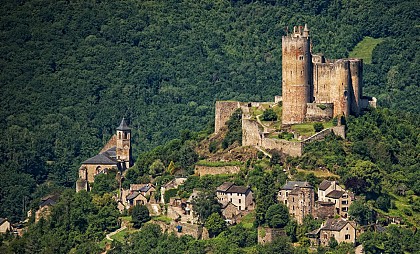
[262,108,278,121]
[209,141,218,153]
[313,123,324,132]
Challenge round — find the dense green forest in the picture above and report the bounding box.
[0,0,419,252]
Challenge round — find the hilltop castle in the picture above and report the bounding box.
[76,118,132,192]
[214,25,376,156]
[282,24,375,124]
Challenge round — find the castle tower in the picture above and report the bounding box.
[349,59,363,115]
[116,118,132,169]
[282,24,313,125]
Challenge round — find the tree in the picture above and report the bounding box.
[90,172,118,196]
[167,161,176,175]
[131,205,151,228]
[348,160,382,195]
[349,200,375,225]
[262,108,277,121]
[265,204,289,228]
[192,191,221,223]
[149,159,165,176]
[205,213,227,237]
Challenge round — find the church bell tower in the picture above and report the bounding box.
[116,118,132,169]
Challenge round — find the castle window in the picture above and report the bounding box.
[299,55,304,61]
[118,132,121,139]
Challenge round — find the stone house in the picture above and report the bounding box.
[35,194,59,222]
[318,180,354,218]
[216,182,254,211]
[308,218,356,246]
[278,181,314,224]
[124,184,156,208]
[76,118,132,192]
[0,218,11,234]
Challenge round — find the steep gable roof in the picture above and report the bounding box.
[117,118,130,131]
[281,181,313,190]
[318,180,332,191]
[217,182,234,192]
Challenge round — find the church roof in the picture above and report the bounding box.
[117,118,130,131]
[82,153,118,165]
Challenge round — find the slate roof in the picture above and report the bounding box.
[281,181,313,190]
[318,180,332,191]
[126,191,140,200]
[226,185,249,194]
[117,118,131,131]
[217,182,234,192]
[326,190,345,199]
[39,194,59,207]
[321,218,353,231]
[82,153,118,165]
[217,182,250,194]
[139,184,154,193]
[103,147,117,159]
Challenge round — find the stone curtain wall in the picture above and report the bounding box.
[261,138,304,157]
[214,101,240,134]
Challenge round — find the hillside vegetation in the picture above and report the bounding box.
[0,0,418,234]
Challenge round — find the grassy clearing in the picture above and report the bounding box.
[196,160,243,167]
[239,211,255,229]
[349,36,384,64]
[291,121,334,137]
[152,215,172,224]
[383,193,419,227]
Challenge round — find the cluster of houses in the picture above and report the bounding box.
[278,179,356,246]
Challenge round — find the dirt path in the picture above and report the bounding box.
[105,225,127,241]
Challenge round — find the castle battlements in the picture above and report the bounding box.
[214,24,376,157]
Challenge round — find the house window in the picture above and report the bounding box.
[239,199,241,204]
[342,200,348,205]
[230,198,232,202]
[239,206,241,210]
[345,234,351,240]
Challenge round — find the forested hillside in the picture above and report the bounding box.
[0,0,418,222]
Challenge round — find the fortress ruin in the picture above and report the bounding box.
[214,25,376,157]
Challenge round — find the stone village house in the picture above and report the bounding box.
[307,218,356,246]
[318,180,354,218]
[278,181,315,224]
[216,182,255,223]
[121,184,156,209]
